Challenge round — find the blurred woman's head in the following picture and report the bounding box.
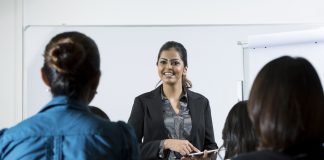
[248,56,324,151]
[222,101,257,159]
[42,31,100,103]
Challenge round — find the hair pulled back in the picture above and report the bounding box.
[42,31,100,99]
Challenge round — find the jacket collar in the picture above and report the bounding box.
[153,84,199,100]
[160,86,189,104]
[39,96,90,113]
[149,85,200,141]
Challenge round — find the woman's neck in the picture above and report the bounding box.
[162,83,183,100]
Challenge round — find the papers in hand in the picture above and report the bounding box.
[187,149,218,157]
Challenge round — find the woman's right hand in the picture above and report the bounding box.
[164,139,200,156]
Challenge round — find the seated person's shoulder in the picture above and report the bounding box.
[115,121,136,135]
[233,150,292,160]
[0,128,6,141]
[0,128,5,135]
[113,121,137,144]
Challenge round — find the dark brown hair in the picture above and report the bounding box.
[156,41,192,88]
[42,31,100,100]
[248,56,324,151]
[222,101,257,158]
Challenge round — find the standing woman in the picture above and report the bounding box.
[0,32,139,159]
[128,41,218,159]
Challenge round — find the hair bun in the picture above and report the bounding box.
[47,41,86,74]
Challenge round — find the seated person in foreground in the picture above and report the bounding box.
[234,56,324,160]
[221,100,257,159]
[0,31,139,159]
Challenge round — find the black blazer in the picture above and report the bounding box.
[128,86,218,160]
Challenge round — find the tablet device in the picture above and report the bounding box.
[187,149,218,157]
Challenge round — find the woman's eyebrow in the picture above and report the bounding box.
[159,58,180,61]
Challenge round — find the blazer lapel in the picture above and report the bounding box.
[146,86,169,138]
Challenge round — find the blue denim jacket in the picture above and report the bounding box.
[0,96,139,160]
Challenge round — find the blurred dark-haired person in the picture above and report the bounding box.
[221,100,257,159]
[128,41,217,160]
[0,31,139,159]
[234,56,324,160]
[89,106,110,120]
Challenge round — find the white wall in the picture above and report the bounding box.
[0,0,15,128]
[0,0,22,128]
[23,0,324,26]
[1,0,324,145]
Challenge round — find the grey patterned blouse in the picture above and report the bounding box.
[160,90,192,159]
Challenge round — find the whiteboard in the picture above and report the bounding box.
[24,24,324,145]
[243,28,324,100]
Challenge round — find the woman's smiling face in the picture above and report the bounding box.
[157,48,187,86]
